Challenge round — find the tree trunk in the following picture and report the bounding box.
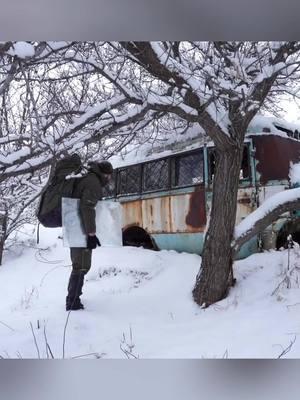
[193,145,243,306]
[0,211,7,266]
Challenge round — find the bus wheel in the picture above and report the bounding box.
[276,219,300,250]
[122,226,158,250]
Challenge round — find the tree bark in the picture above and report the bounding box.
[193,145,243,307]
[0,211,7,266]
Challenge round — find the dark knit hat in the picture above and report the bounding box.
[97,161,113,174]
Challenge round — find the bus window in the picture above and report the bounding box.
[117,164,141,195]
[209,145,250,182]
[143,159,169,192]
[174,151,204,187]
[240,146,250,180]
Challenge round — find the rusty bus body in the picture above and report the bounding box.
[105,124,300,258]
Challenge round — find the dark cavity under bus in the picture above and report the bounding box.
[103,121,300,258]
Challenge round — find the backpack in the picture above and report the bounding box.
[37,154,83,228]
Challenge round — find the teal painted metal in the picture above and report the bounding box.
[152,232,204,254]
[236,236,259,259]
[152,232,258,259]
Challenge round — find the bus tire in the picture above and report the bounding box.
[122,226,158,250]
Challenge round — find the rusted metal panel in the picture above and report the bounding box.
[185,186,206,229]
[251,135,300,184]
[121,200,142,230]
[120,188,206,234]
[205,188,255,226]
[236,188,255,225]
[142,196,172,232]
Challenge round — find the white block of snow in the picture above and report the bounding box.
[289,162,300,185]
[62,197,123,248]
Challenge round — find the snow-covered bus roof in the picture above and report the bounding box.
[109,115,300,169]
[247,115,300,137]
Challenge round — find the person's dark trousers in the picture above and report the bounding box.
[66,272,85,310]
[66,247,92,311]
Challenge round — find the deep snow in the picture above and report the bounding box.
[0,225,300,359]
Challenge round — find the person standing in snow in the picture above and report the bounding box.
[66,160,114,311]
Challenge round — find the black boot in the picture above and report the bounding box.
[66,272,85,311]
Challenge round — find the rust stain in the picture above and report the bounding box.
[168,196,173,232]
[251,135,300,184]
[238,196,251,204]
[150,204,153,218]
[122,199,143,228]
[185,186,206,228]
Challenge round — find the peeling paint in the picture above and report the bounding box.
[186,186,206,228]
[251,134,300,184]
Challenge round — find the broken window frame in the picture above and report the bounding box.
[116,164,142,196]
[171,149,204,188]
[142,158,170,193]
[113,149,205,197]
[208,144,251,184]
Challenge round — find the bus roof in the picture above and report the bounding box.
[109,115,300,169]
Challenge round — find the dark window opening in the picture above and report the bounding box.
[208,145,250,182]
[173,151,204,187]
[208,150,216,182]
[240,146,250,180]
[274,124,300,140]
[143,159,169,192]
[117,165,141,195]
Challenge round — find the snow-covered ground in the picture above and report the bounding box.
[0,225,300,359]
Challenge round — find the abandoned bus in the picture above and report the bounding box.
[104,117,300,258]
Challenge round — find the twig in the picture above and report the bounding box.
[30,322,41,359]
[3,351,10,358]
[119,343,138,359]
[62,275,85,358]
[39,264,71,287]
[62,310,72,359]
[71,352,105,359]
[276,335,297,358]
[43,324,54,359]
[0,320,15,332]
[120,326,138,359]
[222,349,229,358]
[35,248,63,264]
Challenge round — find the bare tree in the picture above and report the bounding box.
[117,42,300,306]
[1,41,300,306]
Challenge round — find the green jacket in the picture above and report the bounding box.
[72,164,104,234]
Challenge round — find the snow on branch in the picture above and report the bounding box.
[1,100,152,179]
[232,187,300,254]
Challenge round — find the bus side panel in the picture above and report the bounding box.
[236,188,256,225]
[141,189,206,234]
[121,187,206,235]
[251,134,300,184]
[152,232,204,254]
[122,199,143,229]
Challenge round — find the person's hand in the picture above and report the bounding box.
[87,234,101,250]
